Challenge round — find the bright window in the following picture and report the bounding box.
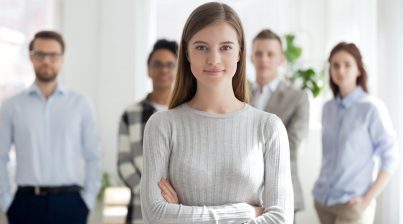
[0,0,53,104]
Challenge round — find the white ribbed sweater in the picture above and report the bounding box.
[141,103,294,223]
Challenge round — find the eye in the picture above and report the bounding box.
[254,51,263,57]
[195,45,207,51]
[331,63,340,69]
[221,45,233,51]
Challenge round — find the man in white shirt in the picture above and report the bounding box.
[250,29,309,222]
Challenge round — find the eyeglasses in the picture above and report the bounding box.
[30,51,63,62]
[150,62,176,71]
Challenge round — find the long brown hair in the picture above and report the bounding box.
[169,2,249,109]
[328,42,368,97]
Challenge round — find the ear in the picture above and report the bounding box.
[250,53,255,64]
[280,52,286,64]
[29,52,34,63]
[147,67,151,78]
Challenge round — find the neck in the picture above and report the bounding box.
[150,87,172,106]
[35,79,57,98]
[256,73,277,91]
[188,83,244,114]
[339,85,357,98]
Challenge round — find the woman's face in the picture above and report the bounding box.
[187,21,240,89]
[330,50,360,93]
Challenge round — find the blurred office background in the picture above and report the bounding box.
[0,0,402,223]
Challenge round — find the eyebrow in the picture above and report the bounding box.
[192,41,236,45]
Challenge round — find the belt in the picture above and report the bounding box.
[17,185,82,196]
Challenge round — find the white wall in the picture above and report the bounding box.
[57,0,155,183]
[96,0,153,182]
[57,0,100,103]
[376,0,403,223]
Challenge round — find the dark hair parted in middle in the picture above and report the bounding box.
[169,2,248,109]
[328,42,368,97]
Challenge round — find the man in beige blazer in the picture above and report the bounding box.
[250,29,309,222]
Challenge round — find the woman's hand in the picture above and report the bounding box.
[347,196,367,210]
[346,170,390,213]
[253,206,264,217]
[158,178,179,204]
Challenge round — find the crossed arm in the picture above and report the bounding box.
[140,114,294,224]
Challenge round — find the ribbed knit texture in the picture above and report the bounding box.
[141,103,294,223]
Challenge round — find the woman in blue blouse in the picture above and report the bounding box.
[313,42,399,224]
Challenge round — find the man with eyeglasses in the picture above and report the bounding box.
[0,30,101,224]
[117,39,177,224]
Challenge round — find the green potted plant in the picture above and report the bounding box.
[97,172,111,201]
[284,34,324,97]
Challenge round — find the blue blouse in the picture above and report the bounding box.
[313,86,399,206]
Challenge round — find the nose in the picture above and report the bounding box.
[206,50,221,65]
[336,66,346,74]
[42,55,52,64]
[258,55,270,64]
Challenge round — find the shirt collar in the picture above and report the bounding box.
[336,86,365,108]
[27,82,66,97]
[253,77,281,94]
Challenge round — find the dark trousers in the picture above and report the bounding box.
[125,190,134,224]
[7,191,89,224]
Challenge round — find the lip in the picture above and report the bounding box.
[158,76,172,81]
[258,66,270,70]
[40,67,52,72]
[203,68,224,76]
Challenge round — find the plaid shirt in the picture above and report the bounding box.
[117,94,156,224]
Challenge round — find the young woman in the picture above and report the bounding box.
[313,42,399,224]
[140,2,294,223]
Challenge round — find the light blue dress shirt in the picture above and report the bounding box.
[313,86,399,206]
[0,83,102,212]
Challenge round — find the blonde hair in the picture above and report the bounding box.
[169,2,249,109]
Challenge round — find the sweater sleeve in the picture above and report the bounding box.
[140,113,255,224]
[117,110,141,193]
[248,115,294,224]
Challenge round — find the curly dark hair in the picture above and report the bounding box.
[147,39,178,66]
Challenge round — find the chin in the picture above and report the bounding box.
[157,83,173,89]
[36,74,57,83]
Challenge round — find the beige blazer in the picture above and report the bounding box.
[252,80,309,210]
